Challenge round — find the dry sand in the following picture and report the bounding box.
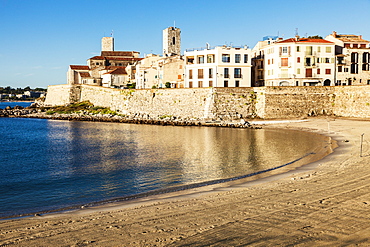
[1,118,370,246]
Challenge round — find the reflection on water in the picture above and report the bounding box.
[0,118,329,218]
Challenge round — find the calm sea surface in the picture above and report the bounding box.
[0,117,328,218]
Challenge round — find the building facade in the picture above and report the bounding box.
[325,31,370,85]
[184,45,252,88]
[67,37,142,88]
[252,37,336,87]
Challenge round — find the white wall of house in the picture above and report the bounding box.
[184,46,252,88]
[262,38,336,86]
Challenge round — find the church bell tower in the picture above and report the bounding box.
[163,26,181,57]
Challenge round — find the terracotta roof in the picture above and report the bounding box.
[70,65,90,70]
[335,35,369,43]
[278,38,334,44]
[88,56,143,61]
[79,72,91,78]
[103,67,127,75]
[101,51,139,57]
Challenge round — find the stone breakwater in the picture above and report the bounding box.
[0,105,38,117]
[1,106,256,129]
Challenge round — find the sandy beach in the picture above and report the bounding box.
[1,117,370,246]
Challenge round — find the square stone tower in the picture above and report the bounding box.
[163,27,181,56]
[102,37,114,51]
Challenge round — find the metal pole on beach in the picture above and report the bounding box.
[360,133,365,157]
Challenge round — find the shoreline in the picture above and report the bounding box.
[1,118,370,246]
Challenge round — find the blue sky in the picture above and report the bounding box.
[1,0,370,88]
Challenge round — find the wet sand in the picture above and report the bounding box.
[1,117,370,246]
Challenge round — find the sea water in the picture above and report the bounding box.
[0,117,328,218]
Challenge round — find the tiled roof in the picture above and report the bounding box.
[335,35,369,43]
[89,56,143,61]
[70,65,90,70]
[79,72,91,78]
[101,51,139,57]
[278,38,334,44]
[103,67,127,75]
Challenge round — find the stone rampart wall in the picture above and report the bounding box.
[79,85,214,120]
[44,84,370,119]
[333,86,370,118]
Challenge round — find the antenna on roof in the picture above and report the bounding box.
[295,28,299,37]
[111,30,114,38]
[174,20,176,28]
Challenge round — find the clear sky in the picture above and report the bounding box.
[1,0,369,89]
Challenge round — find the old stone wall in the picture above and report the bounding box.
[333,86,370,117]
[259,86,336,119]
[44,85,80,106]
[44,84,370,120]
[78,85,214,120]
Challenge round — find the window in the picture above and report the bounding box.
[361,44,367,49]
[326,46,332,53]
[222,54,230,63]
[234,68,242,78]
[351,53,359,63]
[173,37,176,45]
[296,46,300,52]
[198,69,204,79]
[363,63,370,71]
[325,69,331,75]
[198,81,203,88]
[189,81,193,88]
[187,57,194,64]
[207,54,215,63]
[338,66,343,72]
[178,75,182,79]
[325,58,330,63]
[317,68,321,74]
[306,68,312,77]
[344,68,349,72]
[281,58,288,67]
[209,81,213,87]
[268,59,271,65]
[317,46,321,53]
[235,80,240,87]
[305,57,312,66]
[235,54,241,63]
[282,47,288,53]
[197,56,204,64]
[189,69,193,79]
[297,68,300,74]
[224,81,228,87]
[306,46,313,55]
[224,68,229,78]
[297,57,301,63]
[209,68,213,78]
[351,64,359,74]
[363,52,370,63]
[344,43,350,48]
[244,54,248,63]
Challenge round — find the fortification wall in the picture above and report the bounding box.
[43,85,80,106]
[78,85,214,120]
[333,86,370,118]
[44,84,370,120]
[260,86,336,119]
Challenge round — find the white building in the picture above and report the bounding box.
[253,37,336,87]
[325,31,370,85]
[184,45,252,88]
